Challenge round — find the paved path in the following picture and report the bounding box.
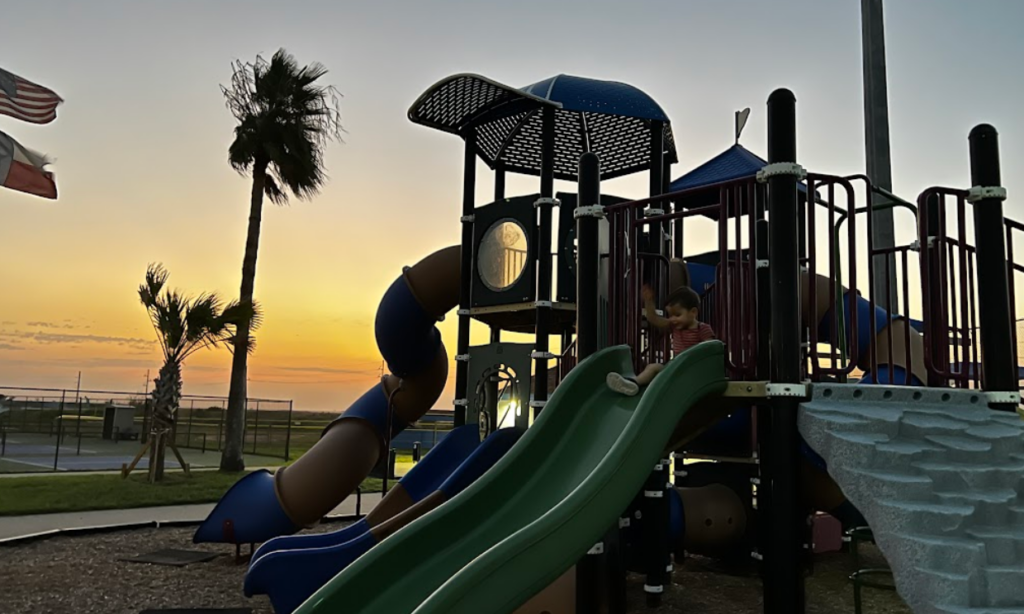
[0,491,381,542]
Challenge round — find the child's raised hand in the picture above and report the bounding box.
[641,285,655,303]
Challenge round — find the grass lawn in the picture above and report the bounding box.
[0,470,384,517]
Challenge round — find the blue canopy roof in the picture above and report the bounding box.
[669,144,767,192]
[409,73,676,181]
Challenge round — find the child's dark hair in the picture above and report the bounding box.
[665,286,701,311]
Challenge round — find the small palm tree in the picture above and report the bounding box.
[219,48,343,472]
[139,264,258,482]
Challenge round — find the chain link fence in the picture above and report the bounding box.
[0,386,293,473]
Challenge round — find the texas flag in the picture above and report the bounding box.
[0,130,57,199]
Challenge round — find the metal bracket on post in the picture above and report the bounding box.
[756,162,806,183]
[765,383,809,398]
[454,354,470,362]
[530,351,557,360]
[534,300,553,308]
[534,196,560,208]
[966,185,1007,203]
[756,259,769,269]
[460,214,475,223]
[573,205,606,219]
[453,399,468,407]
[587,542,605,555]
[457,309,471,316]
[984,391,1020,405]
[645,208,665,217]
[529,399,546,409]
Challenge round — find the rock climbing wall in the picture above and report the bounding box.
[798,384,1024,614]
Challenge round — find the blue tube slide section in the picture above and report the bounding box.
[245,428,524,614]
[249,424,482,563]
[195,262,450,546]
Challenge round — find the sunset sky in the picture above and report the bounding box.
[2,0,1023,412]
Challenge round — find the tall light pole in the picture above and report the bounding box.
[862,0,898,312]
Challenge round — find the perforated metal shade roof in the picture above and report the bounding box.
[408,73,677,181]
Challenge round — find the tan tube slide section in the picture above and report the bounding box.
[275,246,461,527]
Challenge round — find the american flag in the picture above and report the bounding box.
[0,67,63,125]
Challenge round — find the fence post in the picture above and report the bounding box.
[968,124,1017,409]
[412,441,421,463]
[764,87,807,614]
[284,400,293,461]
[217,401,225,451]
[252,400,261,454]
[53,390,66,471]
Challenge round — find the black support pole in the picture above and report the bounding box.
[575,152,604,614]
[922,193,947,387]
[494,161,506,201]
[533,107,557,416]
[577,152,601,361]
[642,119,670,609]
[649,120,667,299]
[454,130,477,427]
[969,124,1017,410]
[764,88,806,614]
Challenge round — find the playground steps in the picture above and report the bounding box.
[798,385,1024,614]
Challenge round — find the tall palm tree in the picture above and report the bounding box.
[139,264,258,482]
[220,49,343,472]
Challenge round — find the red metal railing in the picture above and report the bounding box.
[600,171,1017,389]
[605,177,760,379]
[917,188,980,388]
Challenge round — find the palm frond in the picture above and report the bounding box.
[138,263,169,308]
[221,47,344,204]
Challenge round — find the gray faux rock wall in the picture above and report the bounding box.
[799,385,1024,614]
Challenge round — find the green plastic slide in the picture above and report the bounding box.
[295,341,727,614]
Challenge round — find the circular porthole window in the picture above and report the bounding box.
[478,220,529,292]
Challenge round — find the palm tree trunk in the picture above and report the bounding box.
[150,359,181,482]
[221,161,266,472]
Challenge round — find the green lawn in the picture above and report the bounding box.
[0,470,384,517]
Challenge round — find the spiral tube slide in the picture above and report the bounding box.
[246,427,524,614]
[194,246,461,545]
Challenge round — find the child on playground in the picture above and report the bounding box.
[606,284,714,396]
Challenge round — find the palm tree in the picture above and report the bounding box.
[219,49,344,472]
[139,264,258,482]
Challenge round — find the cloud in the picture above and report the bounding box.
[27,321,75,329]
[0,343,24,351]
[0,329,154,351]
[270,364,380,375]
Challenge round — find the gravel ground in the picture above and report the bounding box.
[0,525,908,614]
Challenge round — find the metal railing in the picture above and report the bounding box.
[605,177,761,380]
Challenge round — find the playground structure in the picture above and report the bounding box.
[195,74,1024,614]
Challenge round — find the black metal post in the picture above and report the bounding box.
[494,162,506,201]
[642,120,671,608]
[922,193,948,387]
[969,124,1017,409]
[575,151,606,614]
[412,441,421,463]
[764,87,806,614]
[649,120,667,300]
[455,129,477,427]
[642,460,669,607]
[533,106,556,414]
[577,152,601,361]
